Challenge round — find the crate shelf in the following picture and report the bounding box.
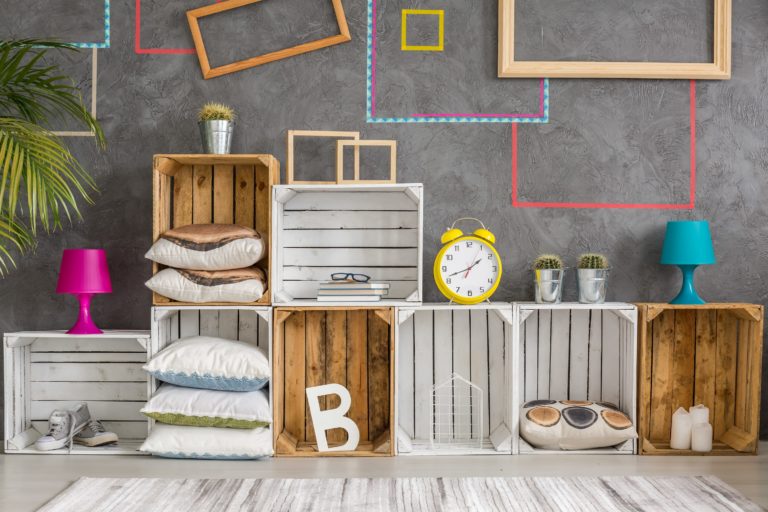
[152,154,280,306]
[637,303,763,456]
[395,304,516,456]
[271,184,423,306]
[273,306,395,456]
[515,302,638,455]
[3,330,150,455]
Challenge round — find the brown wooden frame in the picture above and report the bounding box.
[152,154,280,306]
[273,307,396,457]
[286,130,360,184]
[498,0,732,79]
[187,0,351,79]
[636,303,763,456]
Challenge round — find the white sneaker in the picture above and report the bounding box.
[35,403,91,452]
[74,420,119,447]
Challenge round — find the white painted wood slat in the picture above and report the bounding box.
[284,191,418,211]
[31,401,146,421]
[30,363,145,382]
[282,229,419,248]
[283,211,417,230]
[283,248,418,267]
[283,266,419,281]
[31,382,146,401]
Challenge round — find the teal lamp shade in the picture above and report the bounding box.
[661,220,716,304]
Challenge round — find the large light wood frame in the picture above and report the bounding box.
[336,140,397,184]
[187,0,351,79]
[498,0,732,79]
[286,130,360,184]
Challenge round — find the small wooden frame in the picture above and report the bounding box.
[152,154,280,306]
[4,331,150,455]
[187,0,351,79]
[515,303,638,455]
[637,303,763,456]
[498,0,732,79]
[286,130,360,185]
[336,140,397,184]
[273,307,395,457]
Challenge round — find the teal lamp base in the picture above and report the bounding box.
[670,265,706,305]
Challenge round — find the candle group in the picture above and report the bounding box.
[670,404,712,452]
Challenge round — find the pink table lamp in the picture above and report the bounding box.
[56,249,112,335]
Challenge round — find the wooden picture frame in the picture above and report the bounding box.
[336,140,397,184]
[286,130,360,184]
[187,0,352,79]
[498,0,731,80]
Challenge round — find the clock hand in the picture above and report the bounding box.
[448,260,480,277]
[462,259,482,278]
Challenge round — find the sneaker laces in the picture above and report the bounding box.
[88,420,106,433]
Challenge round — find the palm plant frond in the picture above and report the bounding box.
[0,39,103,274]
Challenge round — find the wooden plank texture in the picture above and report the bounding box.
[347,311,369,442]
[213,164,234,224]
[192,165,213,223]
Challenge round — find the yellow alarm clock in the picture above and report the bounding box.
[433,218,502,304]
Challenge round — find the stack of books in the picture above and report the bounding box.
[317,280,390,302]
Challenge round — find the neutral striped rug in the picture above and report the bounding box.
[38,475,761,512]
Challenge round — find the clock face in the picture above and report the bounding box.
[437,237,501,300]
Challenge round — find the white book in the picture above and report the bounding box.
[319,281,390,290]
[316,295,382,302]
[318,289,388,296]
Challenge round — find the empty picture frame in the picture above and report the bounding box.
[336,140,397,184]
[498,0,731,80]
[187,0,352,79]
[286,130,360,184]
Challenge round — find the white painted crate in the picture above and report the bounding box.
[395,304,516,455]
[514,303,638,455]
[150,306,272,439]
[271,184,423,306]
[3,330,150,455]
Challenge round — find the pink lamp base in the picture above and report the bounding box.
[67,293,103,335]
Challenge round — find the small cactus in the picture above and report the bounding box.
[578,253,609,269]
[198,102,236,122]
[533,254,563,270]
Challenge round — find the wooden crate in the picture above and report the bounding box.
[150,306,272,432]
[637,303,763,456]
[152,154,280,306]
[273,307,395,456]
[3,331,150,455]
[271,184,423,305]
[395,304,516,455]
[515,303,638,455]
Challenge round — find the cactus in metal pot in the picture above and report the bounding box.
[533,254,564,270]
[578,253,609,270]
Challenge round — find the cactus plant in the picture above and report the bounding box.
[578,253,609,270]
[533,254,564,270]
[198,102,236,122]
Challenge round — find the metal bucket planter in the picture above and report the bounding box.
[199,120,233,154]
[578,268,610,304]
[534,269,565,304]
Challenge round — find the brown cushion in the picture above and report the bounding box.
[162,224,261,251]
[177,267,266,287]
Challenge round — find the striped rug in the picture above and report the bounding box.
[38,475,760,511]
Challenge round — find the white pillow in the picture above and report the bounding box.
[144,336,270,391]
[145,224,265,271]
[520,400,636,450]
[146,267,265,303]
[141,384,271,429]
[140,424,273,459]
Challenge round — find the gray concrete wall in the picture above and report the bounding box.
[2,0,768,438]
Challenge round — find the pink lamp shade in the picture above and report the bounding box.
[56,249,112,335]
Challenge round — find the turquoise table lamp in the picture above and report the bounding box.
[661,220,716,304]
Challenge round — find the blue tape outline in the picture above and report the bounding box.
[366,0,549,124]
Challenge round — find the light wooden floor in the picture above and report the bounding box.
[2,444,767,511]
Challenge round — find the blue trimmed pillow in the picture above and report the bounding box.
[144,336,269,391]
[140,424,273,459]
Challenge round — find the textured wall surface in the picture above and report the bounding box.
[1,1,768,437]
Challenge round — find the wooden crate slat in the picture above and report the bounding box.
[587,310,603,401]
[368,310,390,441]
[217,310,239,340]
[671,311,696,412]
[31,382,146,401]
[693,310,717,413]
[452,310,471,440]
[30,362,145,382]
[326,311,348,444]
[284,191,418,211]
[172,165,194,227]
[31,401,146,422]
[649,309,674,441]
[537,310,552,399]
[549,309,570,399]
[715,310,738,439]
[30,338,145,353]
[31,420,147,440]
[30,352,146,363]
[199,310,220,337]
[234,165,255,227]
[305,311,326,444]
[347,310,369,442]
[213,164,235,224]
[523,311,538,402]
[569,310,589,401]
[282,229,419,248]
[397,311,415,439]
[734,319,751,430]
[192,164,213,223]
[488,311,506,436]
[470,310,490,438]
[601,311,621,407]
[284,311,306,444]
[282,211,417,230]
[282,248,418,267]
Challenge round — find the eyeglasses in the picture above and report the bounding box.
[331,273,371,282]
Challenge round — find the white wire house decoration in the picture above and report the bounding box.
[430,373,483,451]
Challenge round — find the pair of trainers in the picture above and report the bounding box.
[35,403,118,452]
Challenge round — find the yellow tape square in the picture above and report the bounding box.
[401,9,444,52]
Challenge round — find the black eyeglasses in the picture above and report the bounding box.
[331,273,371,282]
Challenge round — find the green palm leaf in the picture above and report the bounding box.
[0,39,103,275]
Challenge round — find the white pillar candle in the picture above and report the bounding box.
[670,407,692,450]
[689,404,710,425]
[691,422,713,453]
